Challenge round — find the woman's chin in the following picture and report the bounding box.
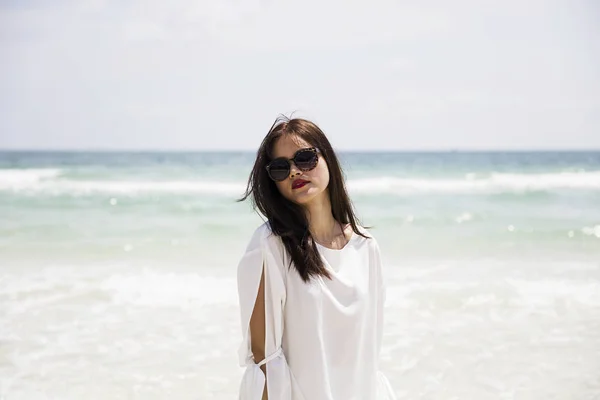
[290,187,326,206]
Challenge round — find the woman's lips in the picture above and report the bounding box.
[292,180,310,189]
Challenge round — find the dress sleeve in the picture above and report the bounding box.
[371,237,398,400]
[236,224,292,399]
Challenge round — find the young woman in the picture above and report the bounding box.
[236,117,396,399]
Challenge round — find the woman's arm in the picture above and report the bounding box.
[250,266,268,399]
[237,223,291,399]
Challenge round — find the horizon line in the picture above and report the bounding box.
[1,148,599,153]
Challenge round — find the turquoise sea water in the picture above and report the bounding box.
[1,151,599,264]
[1,151,599,399]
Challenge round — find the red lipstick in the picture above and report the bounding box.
[292,179,310,189]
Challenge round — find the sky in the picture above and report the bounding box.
[0,0,599,151]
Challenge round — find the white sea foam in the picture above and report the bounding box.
[1,169,599,196]
[0,170,242,195]
[1,258,599,400]
[0,168,62,186]
[581,225,600,238]
[348,171,600,194]
[101,272,237,306]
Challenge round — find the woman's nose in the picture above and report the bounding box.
[289,163,301,178]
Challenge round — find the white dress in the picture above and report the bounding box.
[236,222,397,400]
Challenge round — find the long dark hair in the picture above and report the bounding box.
[238,116,369,283]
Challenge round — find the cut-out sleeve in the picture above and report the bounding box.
[236,224,292,399]
[371,237,398,400]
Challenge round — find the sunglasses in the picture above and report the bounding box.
[265,147,320,182]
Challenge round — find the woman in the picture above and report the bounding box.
[236,116,396,399]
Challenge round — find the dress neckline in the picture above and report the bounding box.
[315,227,356,252]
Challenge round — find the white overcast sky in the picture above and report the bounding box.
[1,0,599,150]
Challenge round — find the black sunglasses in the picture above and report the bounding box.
[265,147,320,182]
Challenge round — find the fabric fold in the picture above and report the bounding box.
[376,370,397,400]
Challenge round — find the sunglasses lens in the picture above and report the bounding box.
[267,159,290,181]
[294,149,318,170]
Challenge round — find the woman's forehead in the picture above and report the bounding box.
[272,135,310,158]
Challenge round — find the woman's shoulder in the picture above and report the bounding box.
[352,224,377,242]
[241,222,288,278]
[351,224,382,255]
[245,221,283,252]
[354,224,373,237]
[250,221,272,240]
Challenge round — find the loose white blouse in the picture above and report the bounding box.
[236,222,396,399]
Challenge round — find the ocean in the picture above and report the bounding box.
[1,151,599,399]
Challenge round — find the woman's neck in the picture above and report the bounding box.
[304,190,341,243]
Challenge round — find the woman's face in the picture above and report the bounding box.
[271,135,330,206]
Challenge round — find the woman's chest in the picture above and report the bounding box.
[283,247,377,321]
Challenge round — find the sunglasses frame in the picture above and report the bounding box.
[265,147,320,182]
